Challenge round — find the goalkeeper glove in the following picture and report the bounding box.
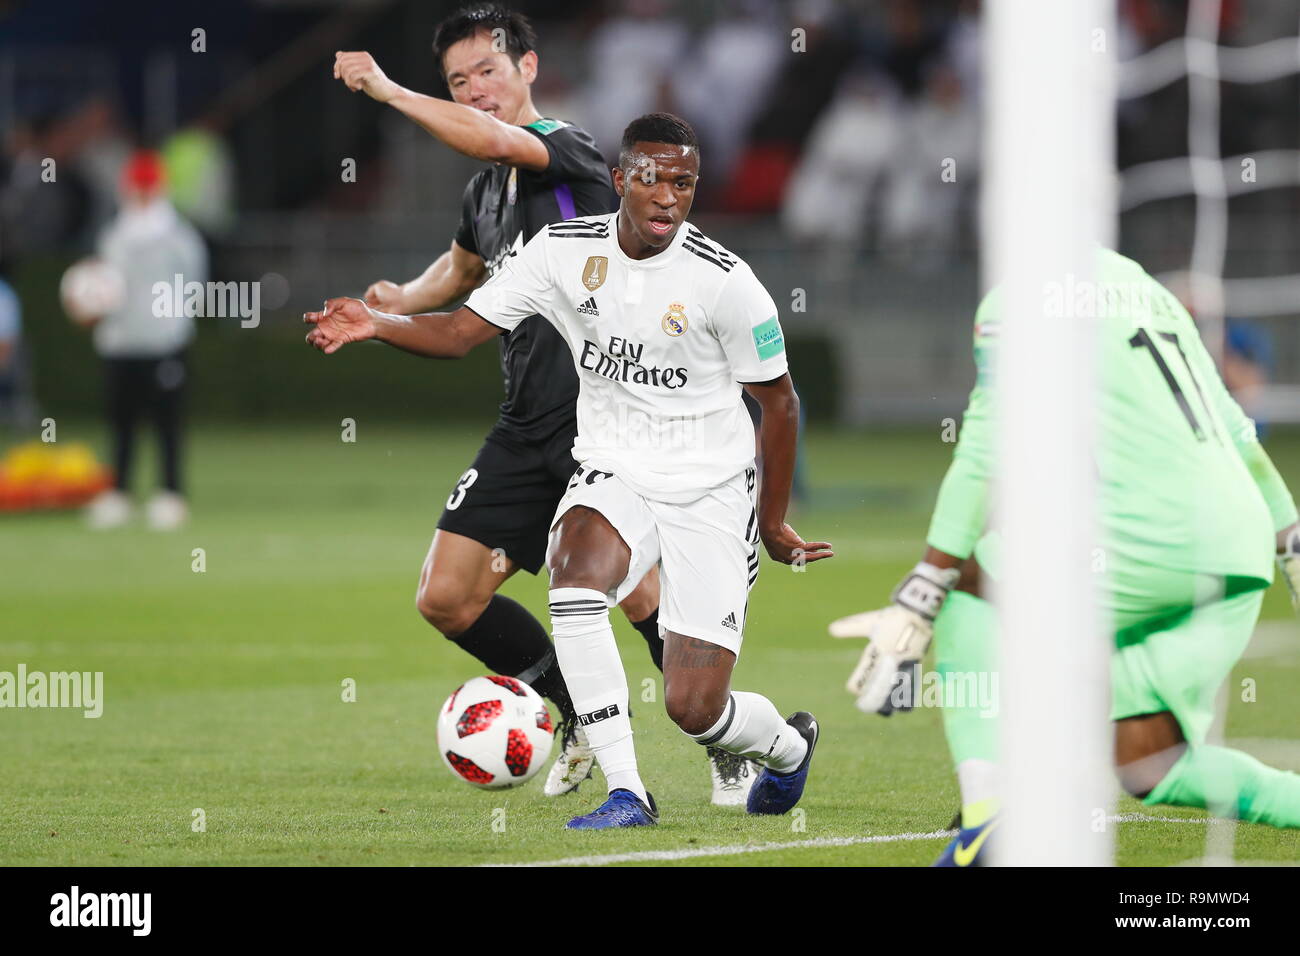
[1279,525,1300,613]
[829,562,961,715]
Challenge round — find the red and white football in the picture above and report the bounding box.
[436,675,554,790]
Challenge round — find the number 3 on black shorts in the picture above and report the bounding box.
[446,468,479,510]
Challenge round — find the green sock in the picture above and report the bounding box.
[1145,744,1300,829]
[935,590,1000,766]
[935,591,1002,827]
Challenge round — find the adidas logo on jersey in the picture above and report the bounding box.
[576,296,600,316]
[721,611,738,631]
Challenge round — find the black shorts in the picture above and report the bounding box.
[435,421,579,574]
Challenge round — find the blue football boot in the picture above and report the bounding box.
[746,712,819,815]
[565,789,659,830]
[933,816,998,867]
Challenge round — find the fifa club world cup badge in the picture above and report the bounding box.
[507,166,518,206]
[662,303,688,337]
[582,256,608,292]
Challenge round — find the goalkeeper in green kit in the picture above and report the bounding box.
[831,249,1300,866]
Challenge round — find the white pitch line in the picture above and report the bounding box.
[482,830,954,867]
[481,815,1206,867]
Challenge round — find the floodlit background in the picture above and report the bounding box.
[8,0,1299,428]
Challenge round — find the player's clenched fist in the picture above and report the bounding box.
[303,297,378,354]
[761,522,833,566]
[334,51,401,103]
[364,279,406,313]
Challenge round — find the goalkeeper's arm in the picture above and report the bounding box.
[831,292,999,714]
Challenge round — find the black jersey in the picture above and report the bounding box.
[454,118,616,440]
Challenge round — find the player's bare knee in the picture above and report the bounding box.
[416,577,483,638]
[618,567,658,622]
[1116,744,1186,798]
[1114,712,1186,798]
[618,578,658,623]
[663,682,727,736]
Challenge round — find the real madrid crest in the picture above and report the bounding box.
[507,166,518,206]
[662,303,688,337]
[582,256,608,292]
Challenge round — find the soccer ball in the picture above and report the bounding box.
[436,676,554,789]
[59,258,126,325]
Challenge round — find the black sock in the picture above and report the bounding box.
[630,607,664,673]
[450,594,574,721]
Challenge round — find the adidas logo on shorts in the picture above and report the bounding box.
[721,611,738,631]
[576,296,600,316]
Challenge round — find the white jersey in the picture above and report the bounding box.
[95,199,206,359]
[465,212,788,503]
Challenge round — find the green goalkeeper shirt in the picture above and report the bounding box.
[927,249,1296,582]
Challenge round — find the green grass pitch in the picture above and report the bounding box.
[2,423,1299,866]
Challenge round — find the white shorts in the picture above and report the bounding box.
[547,464,761,656]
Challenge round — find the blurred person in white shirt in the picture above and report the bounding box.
[80,150,206,530]
[880,62,977,267]
[781,68,900,255]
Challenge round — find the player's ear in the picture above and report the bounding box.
[518,50,538,85]
[612,165,625,197]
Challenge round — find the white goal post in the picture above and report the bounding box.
[985,0,1118,866]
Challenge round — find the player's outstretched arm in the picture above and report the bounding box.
[743,374,832,566]
[365,241,487,315]
[830,289,998,714]
[303,298,499,358]
[333,51,549,170]
[830,547,965,715]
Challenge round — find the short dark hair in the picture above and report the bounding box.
[618,112,699,169]
[432,4,537,78]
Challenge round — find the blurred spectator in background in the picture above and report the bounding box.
[875,0,950,99]
[721,0,860,214]
[948,0,981,105]
[782,68,898,255]
[782,6,978,267]
[581,0,686,164]
[1165,271,1275,434]
[1223,319,1275,436]
[162,121,237,237]
[2,112,94,256]
[66,97,134,238]
[0,260,28,427]
[81,150,206,531]
[669,0,784,189]
[880,60,977,266]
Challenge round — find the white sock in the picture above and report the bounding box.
[687,691,807,773]
[956,759,997,808]
[549,587,647,804]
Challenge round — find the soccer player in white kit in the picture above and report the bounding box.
[304,113,833,829]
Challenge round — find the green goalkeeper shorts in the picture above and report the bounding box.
[1109,565,1267,744]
